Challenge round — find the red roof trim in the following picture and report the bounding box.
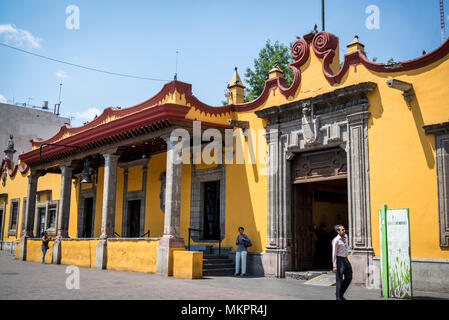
[0,157,29,177]
[20,103,231,164]
[311,31,449,85]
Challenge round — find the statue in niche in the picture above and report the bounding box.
[4,134,16,159]
[301,103,321,146]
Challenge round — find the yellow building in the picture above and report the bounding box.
[1,30,449,291]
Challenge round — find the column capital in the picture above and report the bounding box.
[264,128,280,144]
[347,111,370,125]
[28,169,44,180]
[162,133,185,147]
[102,152,121,160]
[59,160,75,168]
[59,164,73,176]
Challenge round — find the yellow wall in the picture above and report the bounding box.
[146,152,166,237]
[107,239,158,273]
[25,239,54,264]
[127,165,143,192]
[60,239,98,268]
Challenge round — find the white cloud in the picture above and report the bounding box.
[55,70,68,78]
[0,24,43,48]
[73,108,101,121]
[0,94,7,103]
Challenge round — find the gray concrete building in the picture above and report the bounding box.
[0,103,70,163]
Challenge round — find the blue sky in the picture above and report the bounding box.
[0,0,447,126]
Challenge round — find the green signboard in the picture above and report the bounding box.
[379,205,413,299]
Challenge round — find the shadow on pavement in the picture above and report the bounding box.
[412,296,449,300]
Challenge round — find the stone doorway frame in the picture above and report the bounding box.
[255,82,376,284]
[189,164,226,242]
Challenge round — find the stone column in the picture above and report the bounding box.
[52,164,73,264]
[346,111,374,284]
[265,128,279,250]
[121,168,129,237]
[95,152,120,269]
[262,128,292,278]
[156,134,185,276]
[140,164,148,236]
[19,169,40,261]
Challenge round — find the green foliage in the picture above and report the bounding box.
[387,57,395,64]
[244,40,294,102]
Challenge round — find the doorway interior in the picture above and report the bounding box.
[82,197,94,238]
[127,200,141,238]
[292,178,349,271]
[202,180,220,240]
[37,207,46,237]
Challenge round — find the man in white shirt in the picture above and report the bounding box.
[332,224,353,300]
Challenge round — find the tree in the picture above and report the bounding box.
[244,40,294,102]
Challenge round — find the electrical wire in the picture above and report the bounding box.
[0,42,171,82]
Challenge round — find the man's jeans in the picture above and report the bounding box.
[41,245,47,264]
[235,251,247,274]
[335,256,352,299]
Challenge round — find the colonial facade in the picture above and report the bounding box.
[1,30,449,292]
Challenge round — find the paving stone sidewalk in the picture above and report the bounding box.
[0,252,447,300]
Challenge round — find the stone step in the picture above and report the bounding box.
[203,258,233,265]
[304,272,336,286]
[203,255,230,260]
[202,254,234,276]
[203,263,234,270]
[285,270,330,281]
[203,268,235,276]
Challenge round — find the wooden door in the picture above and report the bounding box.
[293,184,315,271]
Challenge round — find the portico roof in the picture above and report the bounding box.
[19,101,230,168]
